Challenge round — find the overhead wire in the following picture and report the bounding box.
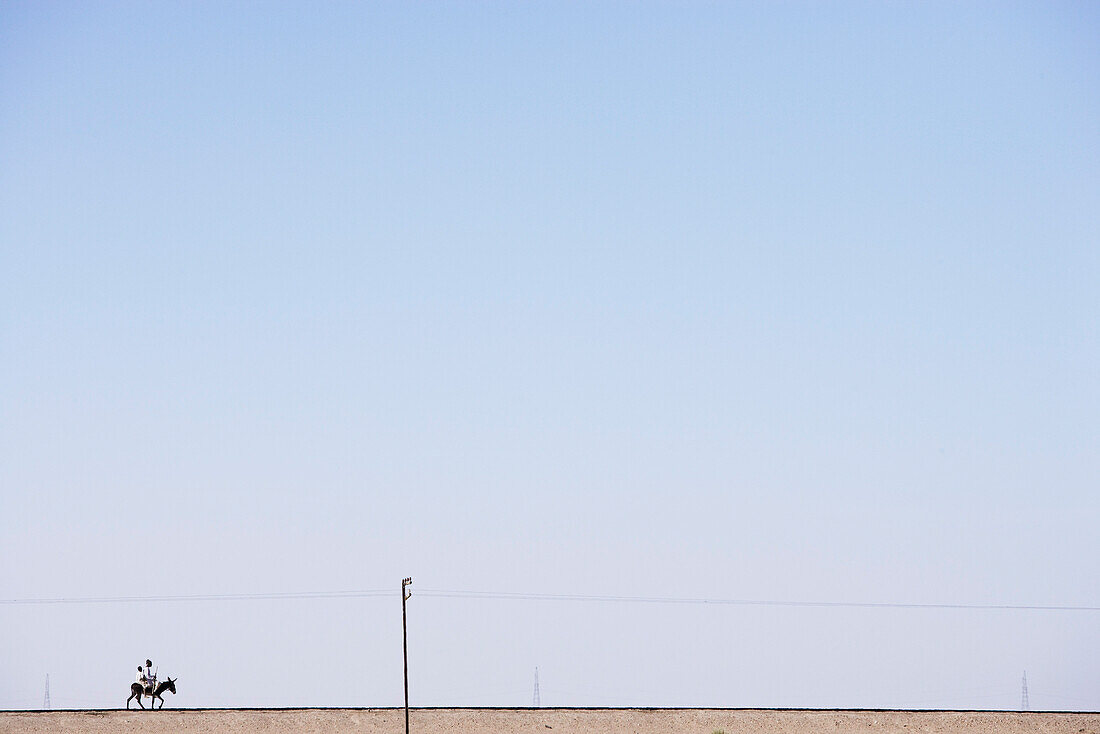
[2,588,1098,611]
[0,590,395,605]
[414,589,1100,612]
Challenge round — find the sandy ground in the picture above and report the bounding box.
[2,708,1098,734]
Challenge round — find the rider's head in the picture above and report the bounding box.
[146,659,152,667]
[138,666,142,672]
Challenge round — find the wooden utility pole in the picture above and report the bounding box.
[402,577,413,734]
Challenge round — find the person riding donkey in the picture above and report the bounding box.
[127,660,177,709]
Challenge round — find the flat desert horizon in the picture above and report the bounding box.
[2,708,1099,734]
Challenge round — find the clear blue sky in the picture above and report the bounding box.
[1,0,1098,711]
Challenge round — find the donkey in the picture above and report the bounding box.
[127,676,176,709]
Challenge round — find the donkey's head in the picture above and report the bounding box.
[164,677,177,695]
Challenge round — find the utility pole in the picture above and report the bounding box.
[43,674,50,710]
[402,577,413,734]
[533,667,540,707]
[1021,670,1029,711]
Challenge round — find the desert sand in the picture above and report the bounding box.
[2,708,1098,734]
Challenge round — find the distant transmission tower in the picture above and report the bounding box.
[533,667,540,707]
[1021,670,1029,711]
[43,674,51,710]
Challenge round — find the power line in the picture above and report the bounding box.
[2,588,1097,611]
[414,589,1100,612]
[0,590,394,605]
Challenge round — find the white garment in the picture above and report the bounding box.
[136,670,145,685]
